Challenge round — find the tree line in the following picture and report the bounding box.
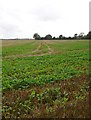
[33,31,91,40]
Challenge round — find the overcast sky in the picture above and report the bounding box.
[0,0,90,39]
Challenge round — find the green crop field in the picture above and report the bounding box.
[2,40,90,118]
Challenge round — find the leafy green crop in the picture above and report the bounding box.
[2,40,89,118]
[2,40,89,91]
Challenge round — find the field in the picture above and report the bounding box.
[2,40,89,118]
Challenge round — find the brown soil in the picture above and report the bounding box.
[2,74,90,118]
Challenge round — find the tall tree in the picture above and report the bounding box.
[59,35,63,39]
[87,31,91,39]
[78,32,84,39]
[45,34,52,40]
[74,34,78,39]
[33,33,41,40]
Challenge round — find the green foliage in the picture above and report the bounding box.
[2,41,38,56]
[2,40,89,91]
[2,39,89,118]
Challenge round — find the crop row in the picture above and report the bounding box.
[2,50,89,91]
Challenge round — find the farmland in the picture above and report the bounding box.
[2,40,89,118]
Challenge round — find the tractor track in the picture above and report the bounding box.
[3,41,54,59]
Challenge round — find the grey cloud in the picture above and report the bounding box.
[0,0,89,38]
[0,23,20,38]
[33,5,61,22]
[37,12,61,22]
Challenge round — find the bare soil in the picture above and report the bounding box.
[2,74,90,118]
